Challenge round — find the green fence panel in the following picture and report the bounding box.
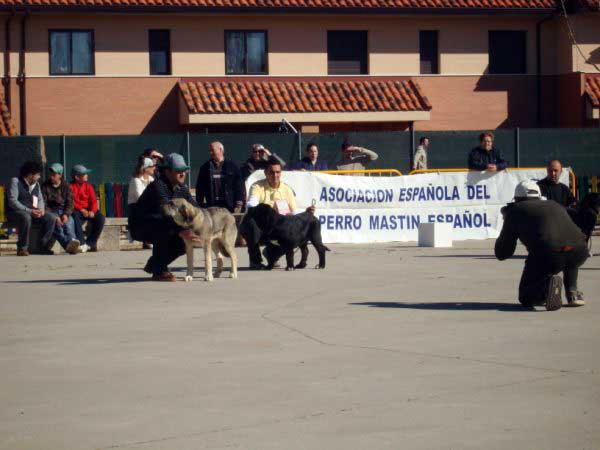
[61,134,187,184]
[302,131,412,173]
[414,130,516,170]
[519,129,600,176]
[189,133,299,184]
[0,136,44,187]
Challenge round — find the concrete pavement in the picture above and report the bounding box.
[1,239,599,450]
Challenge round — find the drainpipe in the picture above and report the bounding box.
[3,11,14,112]
[536,10,558,127]
[17,10,28,135]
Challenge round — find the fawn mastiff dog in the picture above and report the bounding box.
[163,199,238,282]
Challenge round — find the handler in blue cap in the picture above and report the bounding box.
[129,153,199,282]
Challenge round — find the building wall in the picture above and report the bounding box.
[0,11,597,135]
[569,14,600,74]
[12,13,544,77]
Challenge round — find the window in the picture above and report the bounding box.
[225,31,267,75]
[489,31,526,74]
[419,30,439,74]
[49,30,94,75]
[327,31,368,75]
[149,30,171,75]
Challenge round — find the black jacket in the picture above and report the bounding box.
[130,176,196,225]
[195,159,243,212]
[537,178,576,208]
[468,147,508,171]
[495,199,586,260]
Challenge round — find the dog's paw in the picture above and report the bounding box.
[294,263,307,269]
[285,266,295,271]
[230,271,238,279]
[204,274,214,282]
[184,275,193,282]
[214,270,222,278]
[315,264,325,270]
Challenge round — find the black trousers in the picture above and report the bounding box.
[238,215,281,266]
[519,245,589,305]
[130,214,184,276]
[72,210,105,246]
[8,210,55,251]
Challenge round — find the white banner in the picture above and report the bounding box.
[245,169,571,243]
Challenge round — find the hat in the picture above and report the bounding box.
[142,157,154,169]
[72,164,92,175]
[514,180,541,199]
[49,163,64,174]
[163,153,189,171]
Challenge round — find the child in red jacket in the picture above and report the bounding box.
[70,164,105,252]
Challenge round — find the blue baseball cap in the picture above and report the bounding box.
[163,153,189,171]
[72,164,92,175]
[48,163,64,174]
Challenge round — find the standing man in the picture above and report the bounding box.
[468,132,508,172]
[70,164,105,253]
[537,159,576,208]
[6,161,55,256]
[335,138,378,175]
[413,136,429,170]
[495,180,588,311]
[240,143,287,182]
[195,141,244,213]
[291,142,328,171]
[129,153,200,282]
[41,163,80,254]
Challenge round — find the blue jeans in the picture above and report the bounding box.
[72,210,105,247]
[47,211,77,249]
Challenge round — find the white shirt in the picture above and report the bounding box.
[127,175,154,205]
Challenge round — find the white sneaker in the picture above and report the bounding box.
[79,244,90,253]
[66,239,80,254]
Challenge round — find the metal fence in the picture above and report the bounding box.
[1,129,599,188]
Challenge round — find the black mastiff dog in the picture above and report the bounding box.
[568,192,600,243]
[244,204,329,270]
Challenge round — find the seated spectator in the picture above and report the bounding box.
[413,136,429,170]
[291,143,328,171]
[537,159,576,208]
[129,153,200,282]
[240,143,286,182]
[141,148,164,179]
[195,141,244,213]
[70,164,105,253]
[128,156,155,249]
[468,132,508,172]
[6,161,55,256]
[41,163,80,254]
[240,159,315,269]
[128,156,155,207]
[335,138,378,175]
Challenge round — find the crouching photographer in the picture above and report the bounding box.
[495,181,589,311]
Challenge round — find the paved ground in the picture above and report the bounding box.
[1,239,599,450]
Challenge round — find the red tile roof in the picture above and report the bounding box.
[0,93,16,137]
[179,77,432,115]
[0,0,560,9]
[585,74,600,108]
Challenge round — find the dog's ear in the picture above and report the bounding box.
[179,205,194,224]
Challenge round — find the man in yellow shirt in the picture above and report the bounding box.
[242,159,313,269]
[247,160,297,214]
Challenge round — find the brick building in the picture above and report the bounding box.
[0,0,598,136]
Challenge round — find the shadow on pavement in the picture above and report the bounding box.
[6,277,151,285]
[350,301,534,312]
[415,254,527,260]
